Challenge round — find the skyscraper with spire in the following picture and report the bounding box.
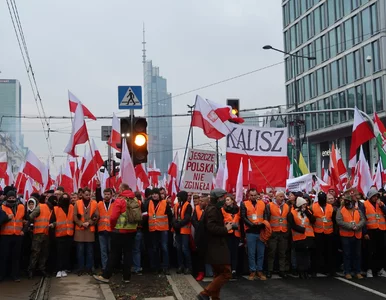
[142,26,173,174]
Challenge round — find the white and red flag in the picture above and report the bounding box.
[80,140,104,188]
[108,113,121,151]
[352,146,373,195]
[60,161,74,194]
[64,102,90,157]
[235,158,244,204]
[23,150,47,186]
[226,124,288,191]
[167,152,179,195]
[119,137,137,190]
[0,152,7,179]
[4,165,14,186]
[215,162,225,189]
[68,91,96,120]
[222,160,229,191]
[348,107,375,168]
[148,160,161,187]
[191,95,243,140]
[373,158,383,190]
[135,164,150,189]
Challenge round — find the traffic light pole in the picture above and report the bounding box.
[130,109,134,155]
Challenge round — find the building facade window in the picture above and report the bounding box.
[331,94,339,123]
[346,52,355,84]
[375,77,383,112]
[365,81,373,114]
[347,87,355,119]
[356,84,364,111]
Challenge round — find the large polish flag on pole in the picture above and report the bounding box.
[23,150,47,186]
[64,102,90,157]
[68,91,97,120]
[80,140,104,188]
[108,113,121,151]
[191,95,243,140]
[120,139,137,190]
[0,152,7,178]
[226,124,288,190]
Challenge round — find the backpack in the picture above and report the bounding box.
[124,197,142,223]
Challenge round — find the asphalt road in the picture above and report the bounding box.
[0,276,41,300]
[200,275,386,300]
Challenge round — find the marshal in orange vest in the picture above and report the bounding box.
[75,200,98,232]
[291,210,315,241]
[244,200,265,231]
[173,201,192,235]
[312,202,334,234]
[54,205,74,237]
[34,203,52,235]
[339,207,362,239]
[268,202,289,233]
[0,204,25,236]
[97,201,114,232]
[221,207,241,237]
[195,205,203,221]
[363,200,386,230]
[148,200,169,232]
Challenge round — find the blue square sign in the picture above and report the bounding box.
[118,86,142,109]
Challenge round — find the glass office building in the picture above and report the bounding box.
[282,0,386,174]
[143,61,173,174]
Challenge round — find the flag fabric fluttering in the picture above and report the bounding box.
[68,91,97,120]
[235,158,244,204]
[353,146,373,196]
[108,113,121,151]
[373,158,383,190]
[120,138,137,190]
[298,152,310,175]
[348,107,375,168]
[80,140,104,188]
[23,150,47,186]
[373,112,386,168]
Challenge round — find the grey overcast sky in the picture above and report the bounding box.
[0,0,285,174]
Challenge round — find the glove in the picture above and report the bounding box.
[173,221,181,229]
[232,224,238,230]
[91,213,97,221]
[77,213,82,220]
[258,223,266,230]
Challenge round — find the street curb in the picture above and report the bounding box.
[100,283,116,300]
[185,274,203,294]
[166,275,183,300]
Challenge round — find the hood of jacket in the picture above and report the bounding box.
[119,190,136,199]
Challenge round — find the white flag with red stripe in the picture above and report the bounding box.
[60,160,74,194]
[353,146,373,195]
[235,158,244,204]
[23,150,47,186]
[80,140,104,188]
[215,162,225,189]
[135,164,150,189]
[108,113,121,151]
[68,91,96,120]
[148,160,161,187]
[64,102,90,157]
[120,138,137,190]
[223,161,228,191]
[0,152,7,179]
[349,107,375,168]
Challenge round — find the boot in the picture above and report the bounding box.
[176,267,184,274]
[195,272,205,281]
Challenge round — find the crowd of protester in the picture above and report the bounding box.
[1,182,386,287]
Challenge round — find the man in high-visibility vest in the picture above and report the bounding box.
[336,194,366,280]
[173,191,193,275]
[0,190,25,282]
[240,188,267,281]
[265,191,290,279]
[28,195,53,278]
[97,188,114,272]
[363,187,386,278]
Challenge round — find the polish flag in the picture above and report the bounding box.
[120,137,137,190]
[101,169,110,193]
[215,162,225,189]
[329,144,342,191]
[247,158,253,188]
[23,150,47,186]
[80,140,104,188]
[68,90,96,120]
[108,113,121,151]
[4,165,14,186]
[16,173,28,195]
[373,158,383,190]
[222,160,228,191]
[191,95,243,140]
[0,152,7,178]
[167,153,179,193]
[24,178,34,200]
[336,148,348,187]
[353,146,373,195]
[235,158,244,204]
[65,102,90,157]
[348,107,375,168]
[60,161,74,194]
[135,164,150,189]
[148,160,161,187]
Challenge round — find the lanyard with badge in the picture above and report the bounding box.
[319,205,328,223]
[153,202,161,219]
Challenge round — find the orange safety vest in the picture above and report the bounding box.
[221,207,241,237]
[75,200,98,232]
[148,200,169,232]
[0,204,25,236]
[364,200,386,230]
[97,201,114,232]
[174,202,192,235]
[291,210,315,241]
[33,204,52,235]
[195,205,203,221]
[339,207,362,239]
[312,203,334,234]
[244,200,265,231]
[54,205,74,237]
[268,202,289,233]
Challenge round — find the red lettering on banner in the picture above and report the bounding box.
[184,181,210,191]
[186,162,214,173]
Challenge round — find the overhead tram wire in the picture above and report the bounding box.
[6,0,54,159]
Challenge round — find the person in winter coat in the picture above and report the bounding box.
[221,194,241,279]
[197,188,232,300]
[173,191,193,274]
[287,197,316,279]
[193,196,209,281]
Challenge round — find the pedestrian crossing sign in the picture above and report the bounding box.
[118,86,142,109]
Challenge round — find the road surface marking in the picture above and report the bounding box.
[335,277,386,299]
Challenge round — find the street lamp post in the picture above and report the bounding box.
[263,45,316,161]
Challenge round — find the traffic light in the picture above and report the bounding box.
[227,99,240,117]
[115,116,148,166]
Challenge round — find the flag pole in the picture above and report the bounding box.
[87,139,99,191]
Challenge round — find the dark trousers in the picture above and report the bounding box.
[56,236,73,271]
[103,232,136,281]
[364,229,386,272]
[226,234,239,272]
[0,235,23,280]
[28,234,49,272]
[341,236,361,275]
[267,231,289,272]
[200,264,231,300]
[175,233,192,269]
[313,233,335,274]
